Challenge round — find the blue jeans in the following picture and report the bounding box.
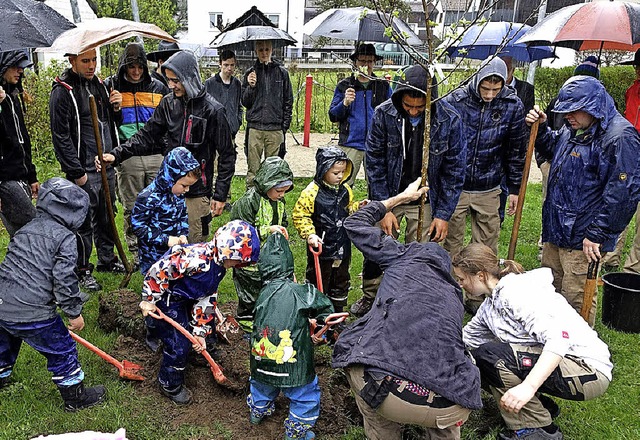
[248,376,320,436]
[0,316,84,386]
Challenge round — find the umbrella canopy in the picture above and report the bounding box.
[41,17,176,55]
[0,0,75,51]
[517,1,640,52]
[303,7,422,46]
[447,22,555,63]
[210,25,296,50]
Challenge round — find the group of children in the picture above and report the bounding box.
[0,140,613,440]
[0,144,359,439]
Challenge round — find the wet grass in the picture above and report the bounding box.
[0,177,639,439]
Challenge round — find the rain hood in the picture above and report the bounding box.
[554,75,617,130]
[469,57,507,100]
[36,177,89,232]
[258,231,295,282]
[0,50,29,94]
[154,146,199,192]
[116,42,151,84]
[162,51,204,100]
[254,156,294,198]
[390,64,436,112]
[314,146,353,186]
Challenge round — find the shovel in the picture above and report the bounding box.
[580,257,600,322]
[310,312,349,345]
[140,302,232,386]
[309,242,324,293]
[69,331,144,381]
[214,305,241,344]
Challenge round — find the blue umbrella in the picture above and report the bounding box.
[447,22,555,62]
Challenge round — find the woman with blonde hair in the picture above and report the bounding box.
[452,243,612,440]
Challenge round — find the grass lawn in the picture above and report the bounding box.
[1,176,639,439]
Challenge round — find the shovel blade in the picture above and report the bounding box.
[118,359,145,381]
[216,314,241,344]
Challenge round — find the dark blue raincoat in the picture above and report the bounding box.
[536,76,640,251]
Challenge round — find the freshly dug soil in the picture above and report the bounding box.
[97,290,502,439]
[98,289,361,439]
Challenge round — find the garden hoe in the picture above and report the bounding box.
[140,302,233,387]
[69,331,144,381]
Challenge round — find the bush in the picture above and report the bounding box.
[534,65,636,112]
[22,61,66,180]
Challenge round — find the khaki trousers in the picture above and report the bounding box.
[622,203,640,273]
[541,242,598,326]
[186,196,211,243]
[443,189,501,259]
[338,145,365,188]
[116,155,164,253]
[246,129,284,187]
[474,343,610,430]
[345,366,470,440]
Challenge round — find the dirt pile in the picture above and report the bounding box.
[98,289,361,439]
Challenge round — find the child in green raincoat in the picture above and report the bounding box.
[230,156,294,333]
[247,232,334,440]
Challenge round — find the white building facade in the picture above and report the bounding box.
[185,1,306,56]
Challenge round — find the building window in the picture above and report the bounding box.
[210,12,223,29]
[267,14,280,27]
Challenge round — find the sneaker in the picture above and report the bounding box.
[538,394,560,419]
[96,259,126,273]
[78,270,102,291]
[350,297,374,317]
[160,384,192,404]
[497,426,563,440]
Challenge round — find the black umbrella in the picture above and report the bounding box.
[0,0,75,51]
[210,25,297,51]
[303,7,422,45]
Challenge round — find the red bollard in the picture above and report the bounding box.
[303,74,313,147]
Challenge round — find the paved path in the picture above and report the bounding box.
[234,131,542,183]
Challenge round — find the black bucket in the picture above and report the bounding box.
[601,272,640,333]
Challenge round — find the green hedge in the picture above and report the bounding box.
[533,65,637,113]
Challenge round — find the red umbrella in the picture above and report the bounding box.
[517,1,640,52]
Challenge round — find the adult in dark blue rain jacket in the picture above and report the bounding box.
[527,75,640,326]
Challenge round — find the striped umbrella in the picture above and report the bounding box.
[517,0,640,53]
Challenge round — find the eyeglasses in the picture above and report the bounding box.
[357,58,375,64]
[165,76,181,84]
